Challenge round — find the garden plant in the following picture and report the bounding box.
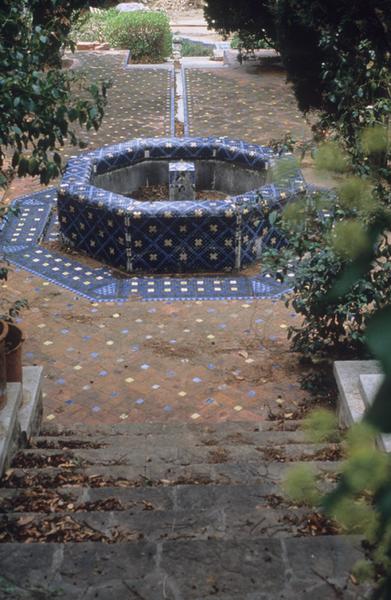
[205,1,391,595]
[0,0,108,189]
[72,9,172,63]
[0,0,108,320]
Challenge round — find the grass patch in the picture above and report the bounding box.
[180,39,214,57]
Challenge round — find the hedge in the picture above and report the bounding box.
[72,9,172,63]
[105,10,172,62]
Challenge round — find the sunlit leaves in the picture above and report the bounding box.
[361,125,389,156]
[282,464,320,506]
[352,560,376,583]
[269,156,300,186]
[343,447,389,493]
[345,422,377,451]
[331,220,369,260]
[331,497,379,535]
[281,198,308,232]
[302,409,339,443]
[315,142,350,174]
[338,177,376,214]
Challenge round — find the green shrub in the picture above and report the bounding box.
[105,10,172,62]
[180,39,213,57]
[262,134,391,360]
[71,10,115,43]
[71,10,172,62]
[230,32,271,51]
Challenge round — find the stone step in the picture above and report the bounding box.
[0,537,367,599]
[32,428,309,450]
[12,443,342,468]
[0,483,293,513]
[39,419,301,438]
[0,482,337,515]
[1,461,340,489]
[0,505,332,544]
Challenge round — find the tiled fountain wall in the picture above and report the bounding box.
[58,137,306,273]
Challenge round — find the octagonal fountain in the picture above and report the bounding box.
[58,137,305,273]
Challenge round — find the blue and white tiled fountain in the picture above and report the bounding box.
[0,137,304,302]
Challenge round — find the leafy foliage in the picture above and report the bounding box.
[230,31,271,62]
[263,173,391,358]
[279,133,391,597]
[0,205,28,319]
[70,10,111,43]
[205,2,391,595]
[204,0,276,47]
[0,0,108,188]
[284,416,391,597]
[205,0,391,163]
[179,39,213,58]
[106,11,172,61]
[0,0,108,319]
[75,10,173,62]
[302,409,339,443]
[304,417,391,597]
[282,463,320,506]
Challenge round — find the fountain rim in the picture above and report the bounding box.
[58,136,305,211]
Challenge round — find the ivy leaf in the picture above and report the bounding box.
[365,378,391,433]
[364,306,391,432]
[366,306,391,373]
[269,210,278,226]
[325,217,388,301]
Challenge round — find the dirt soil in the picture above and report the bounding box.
[129,184,228,201]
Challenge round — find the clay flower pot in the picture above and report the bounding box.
[0,321,8,409]
[5,322,25,383]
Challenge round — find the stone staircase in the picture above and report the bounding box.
[0,420,369,599]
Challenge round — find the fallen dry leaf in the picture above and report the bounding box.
[17,516,35,526]
[232,372,245,381]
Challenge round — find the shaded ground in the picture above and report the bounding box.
[185,65,312,144]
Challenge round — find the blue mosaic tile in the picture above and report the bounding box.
[0,190,55,248]
[0,188,294,303]
[58,137,305,274]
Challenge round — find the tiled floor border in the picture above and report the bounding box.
[0,189,292,303]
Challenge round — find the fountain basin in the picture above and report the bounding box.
[58,137,305,273]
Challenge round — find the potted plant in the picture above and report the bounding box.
[0,320,8,408]
[0,204,28,385]
[4,320,25,383]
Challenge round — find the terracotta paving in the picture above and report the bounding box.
[185,66,312,144]
[3,53,313,425]
[4,267,307,425]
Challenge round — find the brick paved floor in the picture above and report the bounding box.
[3,53,314,425]
[185,66,311,144]
[4,268,307,425]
